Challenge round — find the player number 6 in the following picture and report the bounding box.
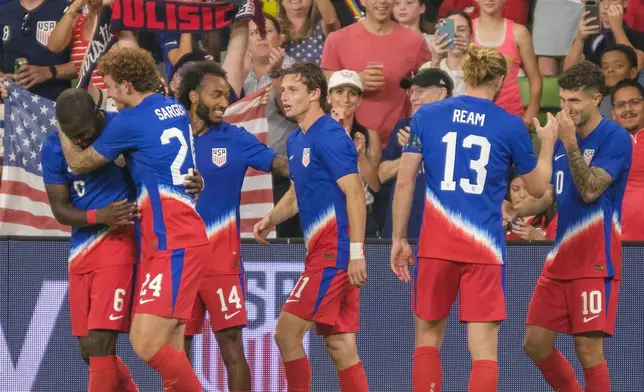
[113,288,126,312]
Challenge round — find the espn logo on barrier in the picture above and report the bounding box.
[192,262,309,391]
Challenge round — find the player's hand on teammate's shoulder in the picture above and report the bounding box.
[348,257,367,288]
[390,237,414,283]
[96,199,138,226]
[184,168,204,201]
[253,216,272,245]
[532,113,559,145]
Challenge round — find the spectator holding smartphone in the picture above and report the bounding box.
[564,0,644,73]
[472,0,542,128]
[425,10,472,96]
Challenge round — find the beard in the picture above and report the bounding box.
[196,101,222,128]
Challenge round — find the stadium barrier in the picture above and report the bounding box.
[0,238,642,392]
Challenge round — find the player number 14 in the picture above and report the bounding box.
[216,286,242,312]
[441,132,491,195]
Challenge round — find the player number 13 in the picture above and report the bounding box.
[441,132,491,195]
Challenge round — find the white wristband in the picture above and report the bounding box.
[350,242,364,260]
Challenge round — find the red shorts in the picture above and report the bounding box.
[282,267,359,336]
[185,273,248,335]
[526,275,620,336]
[413,258,506,322]
[132,244,208,322]
[69,264,135,336]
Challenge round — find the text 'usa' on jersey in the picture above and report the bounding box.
[91,94,208,253]
[287,115,359,271]
[545,119,632,281]
[404,96,537,265]
[41,132,137,274]
[194,122,277,275]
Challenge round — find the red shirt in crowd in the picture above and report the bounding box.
[625,1,644,32]
[621,129,644,241]
[506,214,558,241]
[321,22,430,146]
[438,0,529,26]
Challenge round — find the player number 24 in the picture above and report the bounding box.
[140,273,163,297]
[160,127,192,185]
[441,132,491,195]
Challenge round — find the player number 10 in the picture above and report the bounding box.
[441,132,491,195]
[582,290,602,316]
[555,170,564,195]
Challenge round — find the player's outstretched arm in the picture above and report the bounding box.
[336,173,368,287]
[58,130,111,174]
[391,152,422,283]
[45,185,138,227]
[556,110,615,203]
[523,114,558,198]
[253,182,299,244]
[270,155,290,178]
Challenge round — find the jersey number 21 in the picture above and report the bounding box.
[440,132,491,195]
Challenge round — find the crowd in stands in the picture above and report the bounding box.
[1,0,643,241]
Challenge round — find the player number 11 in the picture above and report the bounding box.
[441,132,491,195]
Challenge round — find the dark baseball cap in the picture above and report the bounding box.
[400,67,454,97]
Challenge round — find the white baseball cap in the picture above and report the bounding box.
[328,70,363,92]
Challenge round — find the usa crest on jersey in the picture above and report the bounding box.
[212,148,227,167]
[302,148,310,167]
[583,149,595,165]
[36,21,56,46]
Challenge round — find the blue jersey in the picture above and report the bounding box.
[404,96,537,265]
[194,122,277,275]
[545,119,632,280]
[287,115,358,271]
[92,94,207,255]
[41,120,137,273]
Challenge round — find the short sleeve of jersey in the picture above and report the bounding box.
[316,128,358,181]
[41,136,67,185]
[237,126,277,172]
[591,128,633,180]
[402,115,423,154]
[92,114,136,161]
[508,118,537,175]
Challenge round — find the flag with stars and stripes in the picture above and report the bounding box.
[0,81,70,236]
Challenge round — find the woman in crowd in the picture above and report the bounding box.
[47,0,137,89]
[425,10,472,96]
[392,0,434,46]
[277,0,340,64]
[328,70,382,236]
[505,169,557,241]
[472,0,541,127]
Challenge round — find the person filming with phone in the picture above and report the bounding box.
[564,0,644,74]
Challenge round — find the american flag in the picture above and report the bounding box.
[0,81,70,236]
[224,89,276,238]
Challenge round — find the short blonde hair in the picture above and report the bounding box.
[462,46,507,88]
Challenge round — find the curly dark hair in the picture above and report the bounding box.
[558,61,605,94]
[282,61,328,110]
[177,61,228,109]
[99,48,159,94]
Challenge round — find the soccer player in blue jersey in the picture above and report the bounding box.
[520,62,632,392]
[253,62,369,392]
[44,88,140,392]
[176,61,290,392]
[57,48,209,391]
[390,46,558,392]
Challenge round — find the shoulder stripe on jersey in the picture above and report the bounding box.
[303,206,336,250]
[547,210,604,261]
[426,189,504,264]
[206,209,236,238]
